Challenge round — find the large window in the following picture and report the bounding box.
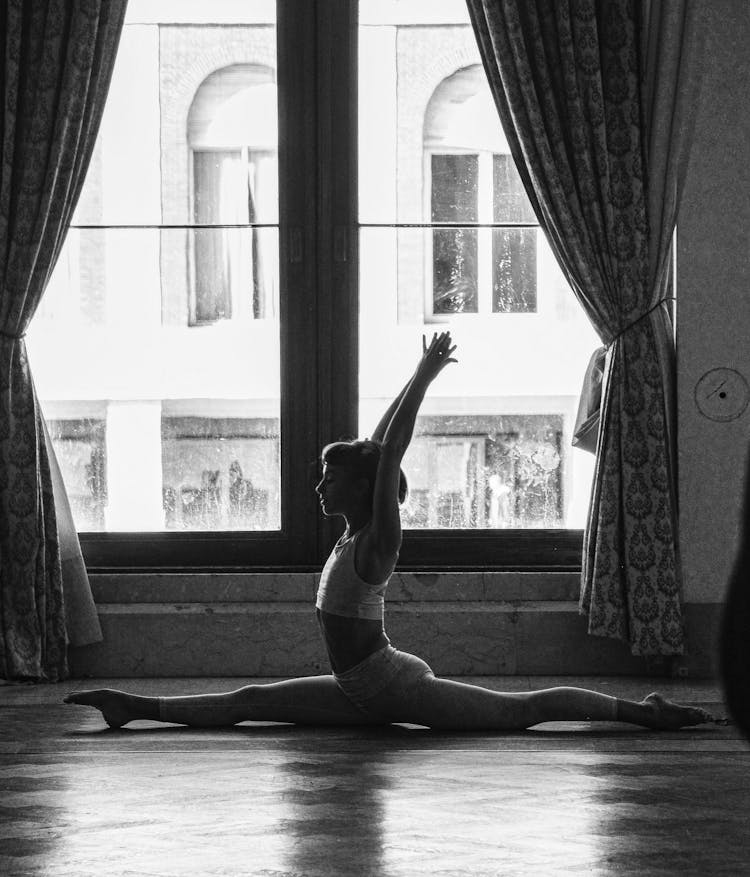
[28,1,285,546]
[26,0,598,570]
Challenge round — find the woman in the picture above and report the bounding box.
[65,332,712,731]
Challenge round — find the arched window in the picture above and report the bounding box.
[187,64,278,324]
[424,65,537,316]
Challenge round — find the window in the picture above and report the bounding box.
[431,153,479,314]
[424,66,537,317]
[492,154,537,313]
[188,64,279,324]
[28,0,290,556]
[26,0,597,570]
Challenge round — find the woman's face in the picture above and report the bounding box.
[315,463,359,516]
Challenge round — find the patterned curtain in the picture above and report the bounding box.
[0,0,127,681]
[466,0,703,654]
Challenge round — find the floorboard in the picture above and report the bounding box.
[1,677,747,876]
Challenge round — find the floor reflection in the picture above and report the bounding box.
[3,705,748,876]
[277,747,391,875]
[582,754,750,874]
[378,748,604,874]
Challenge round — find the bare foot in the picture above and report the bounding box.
[641,692,714,730]
[63,689,134,728]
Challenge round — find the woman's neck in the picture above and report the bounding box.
[344,509,371,536]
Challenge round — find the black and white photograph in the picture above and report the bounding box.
[1,1,748,874]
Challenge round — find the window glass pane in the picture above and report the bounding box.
[492,154,536,312]
[493,153,536,224]
[400,417,563,528]
[161,415,279,530]
[27,0,280,533]
[492,228,537,313]
[433,228,478,314]
[431,154,478,314]
[431,154,478,223]
[358,227,598,530]
[47,418,108,531]
[190,224,276,324]
[71,1,277,227]
[358,2,598,529]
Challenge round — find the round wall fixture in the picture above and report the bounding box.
[694,368,750,422]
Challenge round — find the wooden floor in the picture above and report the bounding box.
[1,676,747,876]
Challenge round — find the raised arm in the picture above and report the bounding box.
[370,380,411,444]
[367,332,457,553]
[381,332,457,456]
[370,332,457,445]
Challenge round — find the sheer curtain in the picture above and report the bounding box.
[466,0,703,654]
[0,0,127,681]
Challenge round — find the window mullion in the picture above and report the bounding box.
[314,0,359,563]
[276,0,320,564]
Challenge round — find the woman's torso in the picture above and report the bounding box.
[316,526,397,673]
[316,609,389,674]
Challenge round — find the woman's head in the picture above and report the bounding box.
[317,440,408,516]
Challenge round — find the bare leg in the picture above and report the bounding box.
[64,676,381,728]
[366,676,714,731]
[65,677,713,732]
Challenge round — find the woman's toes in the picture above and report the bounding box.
[63,689,132,728]
[641,692,713,729]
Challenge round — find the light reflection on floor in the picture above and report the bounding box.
[1,683,747,876]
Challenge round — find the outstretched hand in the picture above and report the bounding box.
[416,331,458,382]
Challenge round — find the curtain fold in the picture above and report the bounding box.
[43,416,102,648]
[0,0,127,681]
[466,0,703,655]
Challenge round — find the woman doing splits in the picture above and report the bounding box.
[65,333,713,732]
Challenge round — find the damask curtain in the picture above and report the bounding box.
[0,0,127,681]
[466,0,703,654]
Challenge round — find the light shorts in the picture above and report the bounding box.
[333,644,433,716]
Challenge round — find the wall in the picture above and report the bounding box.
[677,0,750,666]
[70,571,650,678]
[678,1,750,601]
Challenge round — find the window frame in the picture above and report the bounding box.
[77,0,584,573]
[80,0,321,570]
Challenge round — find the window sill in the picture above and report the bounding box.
[80,529,585,572]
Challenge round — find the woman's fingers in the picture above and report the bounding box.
[437,334,454,354]
[424,332,439,354]
[421,330,456,365]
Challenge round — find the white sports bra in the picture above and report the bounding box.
[315,528,390,621]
